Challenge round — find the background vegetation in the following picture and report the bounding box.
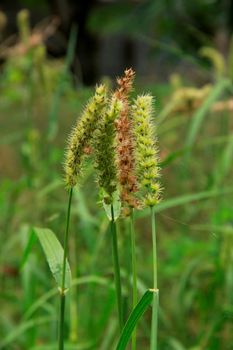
[0,1,233,349]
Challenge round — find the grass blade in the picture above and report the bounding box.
[20,227,36,269]
[33,227,72,290]
[116,289,154,350]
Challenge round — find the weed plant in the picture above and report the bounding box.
[1,15,233,350]
[61,69,161,349]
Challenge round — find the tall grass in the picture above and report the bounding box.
[1,35,233,350]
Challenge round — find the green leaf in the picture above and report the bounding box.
[20,227,36,269]
[116,289,155,350]
[33,227,71,290]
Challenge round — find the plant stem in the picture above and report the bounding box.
[110,204,123,331]
[58,187,73,350]
[130,208,137,350]
[150,206,159,350]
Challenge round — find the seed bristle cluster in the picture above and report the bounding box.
[115,68,139,209]
[64,84,107,188]
[114,68,135,103]
[92,96,123,202]
[131,94,161,207]
[64,69,161,211]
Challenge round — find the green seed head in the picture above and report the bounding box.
[131,94,161,207]
[92,95,123,202]
[64,84,108,188]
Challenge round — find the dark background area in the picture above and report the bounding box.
[1,0,233,85]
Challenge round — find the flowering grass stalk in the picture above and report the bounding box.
[62,85,108,348]
[91,90,124,331]
[62,70,161,349]
[131,95,161,207]
[131,94,161,349]
[114,68,140,346]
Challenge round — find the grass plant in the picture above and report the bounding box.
[1,31,233,350]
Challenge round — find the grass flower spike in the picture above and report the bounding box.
[131,94,161,350]
[92,95,123,202]
[115,68,139,210]
[91,95,124,332]
[60,84,107,350]
[131,94,161,207]
[64,84,107,188]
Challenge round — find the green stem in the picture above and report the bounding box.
[150,206,159,350]
[110,204,123,331]
[130,209,137,350]
[58,187,73,350]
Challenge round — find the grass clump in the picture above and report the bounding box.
[63,68,162,349]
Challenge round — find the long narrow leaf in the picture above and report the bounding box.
[33,227,71,290]
[116,289,155,350]
[20,227,36,269]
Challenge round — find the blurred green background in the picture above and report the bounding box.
[0,1,233,349]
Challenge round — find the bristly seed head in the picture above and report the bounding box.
[64,84,108,188]
[92,95,123,202]
[64,69,162,211]
[114,68,135,103]
[115,68,139,210]
[131,94,161,207]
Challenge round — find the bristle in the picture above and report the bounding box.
[64,84,108,188]
[92,96,123,201]
[131,94,161,207]
[115,68,139,209]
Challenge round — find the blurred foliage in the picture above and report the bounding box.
[0,5,233,350]
[88,0,228,52]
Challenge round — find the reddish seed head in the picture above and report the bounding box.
[114,68,135,102]
[115,68,139,209]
